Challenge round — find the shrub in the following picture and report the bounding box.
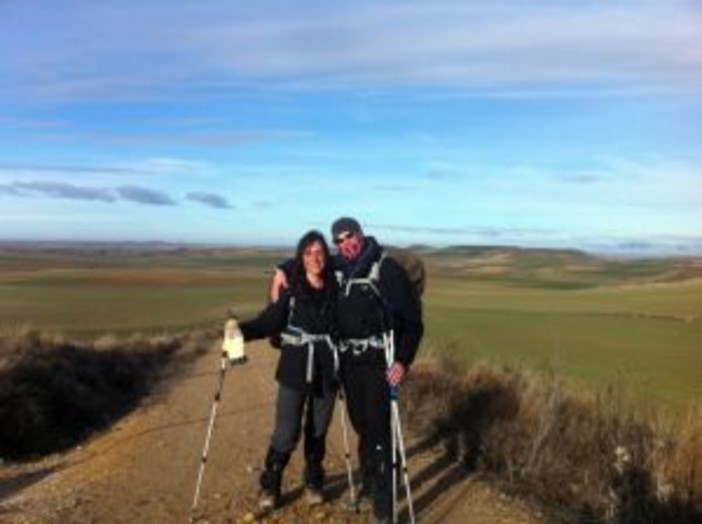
[0,328,214,460]
[403,358,702,523]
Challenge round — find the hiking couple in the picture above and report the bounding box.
[230,217,423,523]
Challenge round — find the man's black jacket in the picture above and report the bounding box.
[334,236,423,368]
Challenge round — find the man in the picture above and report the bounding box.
[273,217,423,523]
[331,217,423,523]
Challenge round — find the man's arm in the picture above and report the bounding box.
[269,259,294,302]
[380,258,424,379]
[270,268,288,302]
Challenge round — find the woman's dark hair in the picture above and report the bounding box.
[290,230,335,298]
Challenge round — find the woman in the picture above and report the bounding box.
[239,230,338,510]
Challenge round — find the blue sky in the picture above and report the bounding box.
[1,0,701,254]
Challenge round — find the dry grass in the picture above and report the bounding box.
[0,326,216,460]
[403,356,702,523]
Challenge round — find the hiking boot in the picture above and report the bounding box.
[258,447,289,511]
[304,486,324,506]
[258,488,279,510]
[303,459,325,506]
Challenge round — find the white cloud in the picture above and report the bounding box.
[129,157,215,176]
[2,2,700,102]
[0,162,148,176]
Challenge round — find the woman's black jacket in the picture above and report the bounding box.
[239,281,338,394]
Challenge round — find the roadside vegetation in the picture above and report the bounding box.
[404,355,701,523]
[0,326,215,460]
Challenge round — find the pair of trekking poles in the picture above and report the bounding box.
[189,326,415,524]
[327,329,415,524]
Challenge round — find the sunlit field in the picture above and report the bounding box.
[424,278,702,404]
[0,247,287,336]
[1,244,700,405]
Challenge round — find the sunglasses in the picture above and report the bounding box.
[334,231,355,245]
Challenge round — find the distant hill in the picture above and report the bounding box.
[1,241,700,288]
[435,244,593,260]
[420,245,702,288]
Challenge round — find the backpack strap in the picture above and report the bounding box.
[287,295,296,325]
[342,252,387,297]
[281,294,338,383]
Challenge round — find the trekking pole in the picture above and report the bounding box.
[189,315,247,523]
[383,332,399,524]
[391,388,415,524]
[337,388,357,507]
[390,391,399,524]
[383,331,416,524]
[189,355,227,523]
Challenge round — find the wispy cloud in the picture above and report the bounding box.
[372,223,556,238]
[3,2,700,103]
[4,128,287,149]
[0,157,222,181]
[128,157,215,176]
[115,185,176,206]
[0,162,149,176]
[372,185,415,192]
[1,179,179,206]
[559,173,606,184]
[13,181,116,202]
[79,131,267,147]
[0,184,25,196]
[186,191,233,209]
[155,3,702,93]
[0,116,67,129]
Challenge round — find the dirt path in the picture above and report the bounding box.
[0,342,543,524]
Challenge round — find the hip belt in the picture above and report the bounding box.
[339,333,388,357]
[280,326,338,384]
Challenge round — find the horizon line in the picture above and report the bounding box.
[1,238,701,259]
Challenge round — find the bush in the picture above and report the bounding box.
[0,328,214,460]
[403,358,702,523]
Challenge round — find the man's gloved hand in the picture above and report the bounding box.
[222,316,247,365]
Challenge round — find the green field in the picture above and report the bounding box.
[424,278,702,403]
[1,244,700,405]
[0,247,289,336]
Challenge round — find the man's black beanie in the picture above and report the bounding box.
[331,217,362,239]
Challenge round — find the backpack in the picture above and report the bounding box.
[337,246,425,299]
[335,246,424,343]
[384,246,426,297]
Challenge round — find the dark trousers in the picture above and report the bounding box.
[342,358,393,519]
[267,383,336,488]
